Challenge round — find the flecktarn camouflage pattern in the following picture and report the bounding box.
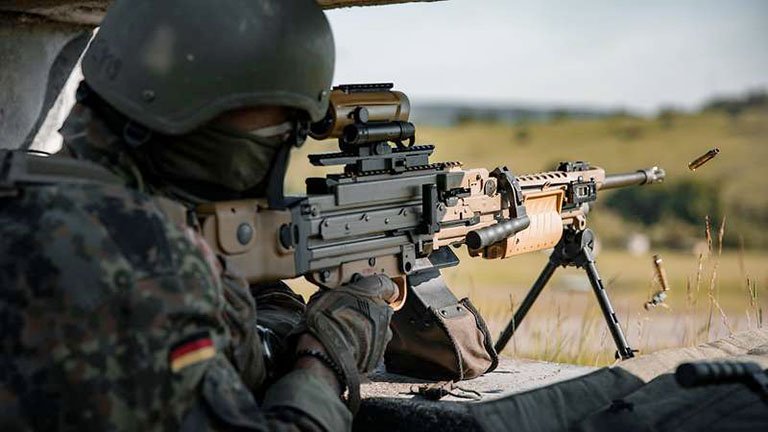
[0,181,234,429]
[0,110,350,430]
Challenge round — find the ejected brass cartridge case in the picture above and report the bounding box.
[653,254,670,292]
[688,148,720,171]
[645,254,671,310]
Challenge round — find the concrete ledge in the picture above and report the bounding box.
[355,358,595,431]
[362,358,596,401]
[355,329,768,431]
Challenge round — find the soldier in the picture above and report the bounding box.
[0,0,394,430]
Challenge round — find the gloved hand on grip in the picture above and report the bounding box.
[297,274,396,412]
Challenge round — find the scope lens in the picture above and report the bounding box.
[343,125,360,144]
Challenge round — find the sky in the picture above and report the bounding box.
[325,0,768,113]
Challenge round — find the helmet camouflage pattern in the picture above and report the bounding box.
[82,0,335,134]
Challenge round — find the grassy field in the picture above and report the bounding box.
[439,247,765,362]
[284,108,768,365]
[288,247,766,365]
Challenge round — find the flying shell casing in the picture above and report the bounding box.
[652,254,671,292]
[644,291,668,310]
[688,148,720,171]
[309,87,410,140]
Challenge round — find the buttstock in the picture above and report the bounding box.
[196,199,297,283]
[197,200,408,310]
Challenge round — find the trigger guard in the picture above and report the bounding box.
[388,276,408,311]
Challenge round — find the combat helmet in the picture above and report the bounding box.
[82,0,335,135]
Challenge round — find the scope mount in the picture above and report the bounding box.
[308,114,436,178]
[335,82,394,93]
[309,141,436,175]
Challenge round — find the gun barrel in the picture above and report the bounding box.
[602,166,665,190]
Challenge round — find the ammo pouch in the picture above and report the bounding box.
[385,262,498,381]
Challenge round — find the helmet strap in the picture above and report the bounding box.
[265,143,290,209]
[77,82,154,148]
[291,116,310,148]
[122,121,153,148]
[265,113,309,208]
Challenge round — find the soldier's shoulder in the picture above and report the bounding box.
[1,182,215,289]
[0,183,225,429]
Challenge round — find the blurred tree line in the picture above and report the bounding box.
[600,89,768,250]
[703,89,768,120]
[603,178,768,249]
[606,180,721,227]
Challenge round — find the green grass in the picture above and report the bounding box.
[288,247,766,365]
[442,248,766,362]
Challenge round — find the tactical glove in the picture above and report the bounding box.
[250,281,307,381]
[300,274,396,412]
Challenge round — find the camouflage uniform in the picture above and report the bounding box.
[0,102,350,431]
[59,98,309,382]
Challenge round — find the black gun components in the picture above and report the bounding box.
[466,217,531,250]
[602,166,666,189]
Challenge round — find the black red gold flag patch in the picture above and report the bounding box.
[170,333,216,372]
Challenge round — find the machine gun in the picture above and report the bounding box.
[195,83,665,359]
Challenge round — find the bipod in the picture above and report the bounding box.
[494,228,636,360]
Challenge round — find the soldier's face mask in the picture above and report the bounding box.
[146,121,293,200]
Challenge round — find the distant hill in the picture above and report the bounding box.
[410,103,618,126]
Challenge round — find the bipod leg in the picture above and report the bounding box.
[573,230,635,360]
[494,255,560,353]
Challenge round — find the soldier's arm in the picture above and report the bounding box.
[258,335,351,432]
[203,242,350,431]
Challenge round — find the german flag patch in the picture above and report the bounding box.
[170,332,216,373]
